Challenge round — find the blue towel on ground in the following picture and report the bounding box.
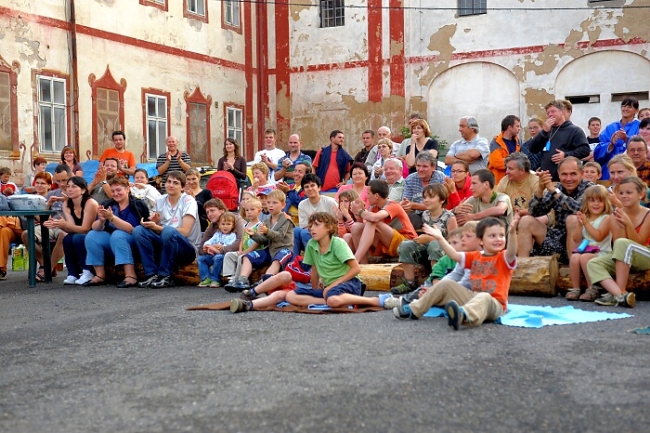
[276,301,290,308]
[423,304,632,328]
[307,304,353,310]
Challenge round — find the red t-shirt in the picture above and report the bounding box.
[461,250,516,310]
[371,200,417,239]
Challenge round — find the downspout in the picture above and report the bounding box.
[255,1,266,148]
[67,0,80,155]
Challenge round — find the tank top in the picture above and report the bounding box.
[634,210,650,246]
[69,195,89,226]
[582,214,612,254]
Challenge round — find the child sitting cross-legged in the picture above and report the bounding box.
[225,190,294,292]
[222,198,264,288]
[285,212,392,309]
[197,211,238,288]
[392,214,519,330]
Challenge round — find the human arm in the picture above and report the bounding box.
[505,212,519,264]
[487,140,507,172]
[239,240,260,256]
[580,213,612,243]
[454,149,482,163]
[59,199,99,234]
[119,153,137,176]
[422,224,463,263]
[322,258,360,298]
[223,217,244,253]
[350,199,389,223]
[406,142,417,168]
[364,146,378,171]
[613,208,650,245]
[431,255,457,280]
[99,205,139,234]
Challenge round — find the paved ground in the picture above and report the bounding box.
[1,271,649,433]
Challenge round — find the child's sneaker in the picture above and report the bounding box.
[390,278,417,295]
[445,300,465,331]
[210,280,221,288]
[377,293,392,308]
[234,276,250,290]
[230,298,251,313]
[393,301,418,320]
[198,278,212,288]
[240,289,257,301]
[383,296,402,310]
[595,292,635,307]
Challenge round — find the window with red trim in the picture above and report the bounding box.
[184,0,208,23]
[224,103,244,156]
[142,89,171,160]
[89,66,126,158]
[185,88,212,165]
[0,55,19,153]
[139,0,168,12]
[222,1,241,31]
[34,71,71,153]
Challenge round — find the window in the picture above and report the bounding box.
[458,0,487,17]
[225,105,243,153]
[139,0,168,12]
[145,93,169,159]
[185,87,212,165]
[224,0,241,28]
[320,0,345,28]
[90,66,126,158]
[37,75,68,152]
[187,0,205,16]
[0,72,11,151]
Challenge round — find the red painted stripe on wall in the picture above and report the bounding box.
[275,0,291,139]
[389,0,405,98]
[244,1,255,160]
[367,0,383,102]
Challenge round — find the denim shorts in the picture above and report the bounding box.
[246,248,293,269]
[293,278,362,300]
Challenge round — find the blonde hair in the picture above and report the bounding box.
[239,191,256,218]
[583,161,602,175]
[462,221,479,233]
[267,189,287,204]
[251,162,270,177]
[580,185,612,218]
[376,138,393,151]
[607,154,637,177]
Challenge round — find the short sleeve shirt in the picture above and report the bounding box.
[466,192,513,228]
[277,152,312,186]
[495,173,539,211]
[254,148,287,185]
[303,236,356,287]
[155,192,202,250]
[99,148,136,177]
[461,250,516,310]
[371,200,417,239]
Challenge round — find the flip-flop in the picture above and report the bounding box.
[82,276,105,287]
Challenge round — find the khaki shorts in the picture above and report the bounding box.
[34,225,63,244]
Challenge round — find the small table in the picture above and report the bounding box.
[0,209,57,287]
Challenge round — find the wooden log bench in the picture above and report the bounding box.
[557,265,650,300]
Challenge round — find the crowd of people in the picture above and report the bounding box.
[2,97,649,331]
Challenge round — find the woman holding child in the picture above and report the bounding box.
[84,177,150,287]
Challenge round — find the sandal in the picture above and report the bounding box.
[565,288,581,301]
[117,276,138,288]
[579,286,600,302]
[82,276,105,287]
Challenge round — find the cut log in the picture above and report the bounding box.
[359,263,402,291]
[509,255,558,297]
[557,264,650,297]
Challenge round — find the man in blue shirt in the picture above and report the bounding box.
[274,134,312,186]
[401,151,445,229]
[593,97,640,180]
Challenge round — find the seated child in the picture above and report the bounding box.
[0,167,18,196]
[392,215,519,330]
[131,168,161,211]
[197,211,238,288]
[285,212,391,309]
[581,161,602,184]
[222,198,264,287]
[335,189,360,239]
[226,190,294,292]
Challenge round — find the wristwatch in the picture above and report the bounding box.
[554,188,562,196]
[101,180,108,185]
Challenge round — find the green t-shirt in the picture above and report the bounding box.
[242,221,264,251]
[303,236,356,287]
[430,255,457,279]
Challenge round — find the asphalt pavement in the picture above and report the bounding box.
[1,270,649,433]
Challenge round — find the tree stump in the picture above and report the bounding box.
[509,255,559,297]
[358,264,402,291]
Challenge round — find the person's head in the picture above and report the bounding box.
[581,161,602,183]
[111,130,126,149]
[527,118,543,138]
[185,168,202,190]
[166,136,179,152]
[557,156,582,193]
[61,146,79,165]
[501,115,521,138]
[423,183,448,210]
[33,171,52,196]
[243,198,263,221]
[560,99,573,119]
[103,158,119,177]
[476,217,507,254]
[376,138,393,158]
[377,126,392,140]
[218,211,236,234]
[607,154,637,186]
[620,97,640,120]
[504,152,531,182]
[53,164,71,188]
[32,156,48,172]
[287,134,302,154]
[307,212,338,241]
[0,167,11,183]
[617,176,647,209]
[350,162,370,186]
[330,130,344,147]
[626,135,648,167]
[367,180,389,207]
[223,138,241,158]
[588,117,602,137]
[414,151,436,180]
[293,162,311,186]
[451,160,470,184]
[301,173,322,200]
[446,228,464,252]
[204,198,228,223]
[580,185,612,219]
[266,189,287,215]
[134,168,149,185]
[544,100,567,127]
[361,130,375,149]
[338,189,359,212]
[257,194,268,211]
[239,191,256,218]
[459,116,479,140]
[408,113,423,126]
[383,158,403,184]
[460,221,480,251]
[470,169,496,199]
[264,129,277,150]
[108,176,130,202]
[251,162,270,184]
[639,108,650,121]
[410,119,431,139]
[639,118,650,142]
[165,170,186,195]
[65,176,89,201]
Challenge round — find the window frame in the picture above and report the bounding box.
[139,0,168,12]
[184,87,212,166]
[320,0,345,28]
[222,0,242,33]
[89,66,126,159]
[184,0,208,23]
[0,55,19,156]
[223,103,244,157]
[141,88,171,161]
[457,0,487,17]
[34,71,71,154]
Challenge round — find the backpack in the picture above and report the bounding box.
[206,170,239,211]
[286,255,311,283]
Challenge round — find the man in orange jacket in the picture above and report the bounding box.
[488,115,521,184]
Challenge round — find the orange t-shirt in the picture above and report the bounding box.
[462,250,516,310]
[99,148,136,177]
[371,200,417,239]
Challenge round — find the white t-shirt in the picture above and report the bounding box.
[298,195,338,228]
[131,184,161,211]
[254,148,287,185]
[155,192,202,251]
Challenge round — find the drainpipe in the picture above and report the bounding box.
[67,0,80,153]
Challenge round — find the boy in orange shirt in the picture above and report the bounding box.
[393,214,519,330]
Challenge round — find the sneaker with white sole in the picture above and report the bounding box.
[74,270,94,285]
[393,301,418,320]
[383,296,402,310]
[595,292,616,306]
[63,275,78,285]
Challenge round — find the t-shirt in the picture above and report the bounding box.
[242,221,264,250]
[303,236,357,287]
[155,192,202,251]
[298,195,338,228]
[204,230,238,248]
[466,192,513,228]
[313,148,343,191]
[99,148,136,177]
[0,181,18,194]
[131,184,161,211]
[496,173,539,212]
[156,151,191,185]
[277,152,312,185]
[45,189,66,219]
[370,200,417,239]
[254,148,286,185]
[461,250,516,310]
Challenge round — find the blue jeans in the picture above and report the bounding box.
[63,233,92,277]
[132,225,196,277]
[197,253,225,281]
[293,227,312,257]
[85,230,137,266]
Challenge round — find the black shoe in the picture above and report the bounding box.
[117,276,138,288]
[138,274,158,288]
[150,275,174,289]
[445,300,465,331]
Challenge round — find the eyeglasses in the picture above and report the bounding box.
[451,170,467,174]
